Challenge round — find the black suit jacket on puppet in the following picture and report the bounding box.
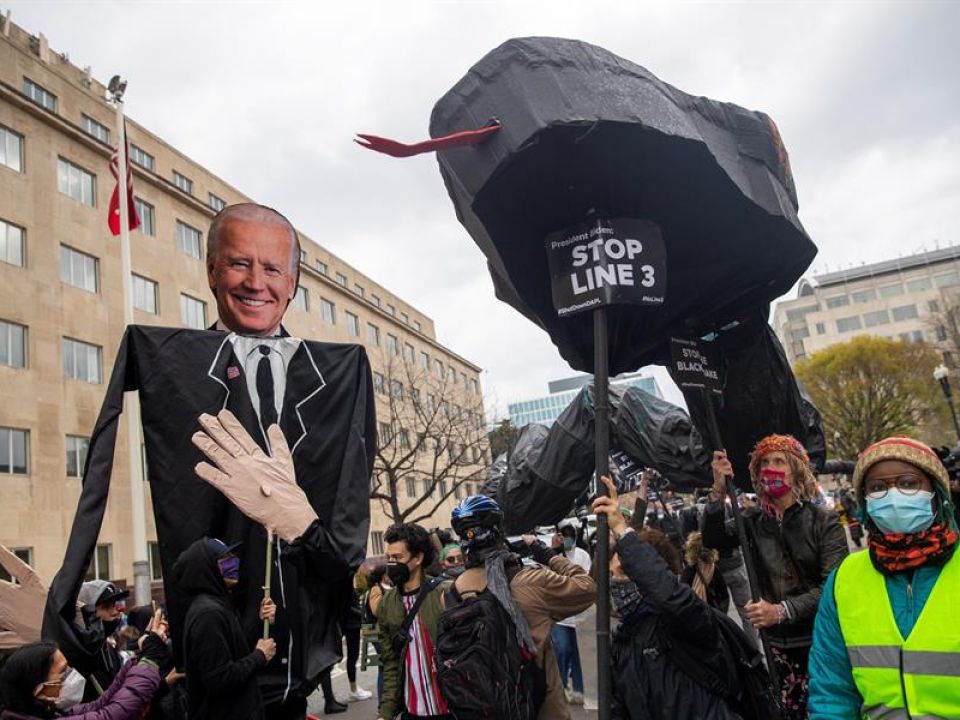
[43,326,377,708]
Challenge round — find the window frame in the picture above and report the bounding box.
[61,337,103,384]
[57,157,96,207]
[59,244,99,293]
[65,434,90,478]
[0,124,24,173]
[172,171,193,195]
[180,293,208,330]
[0,426,29,475]
[132,273,159,315]
[0,319,27,368]
[22,77,57,112]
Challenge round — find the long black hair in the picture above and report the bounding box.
[0,641,59,718]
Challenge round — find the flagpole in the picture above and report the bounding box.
[110,77,151,606]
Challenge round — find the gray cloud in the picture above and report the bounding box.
[11,0,959,416]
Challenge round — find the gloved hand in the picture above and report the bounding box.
[522,537,557,567]
[192,410,318,543]
[0,545,47,649]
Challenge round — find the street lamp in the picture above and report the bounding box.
[933,364,960,443]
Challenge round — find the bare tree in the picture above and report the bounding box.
[368,349,490,526]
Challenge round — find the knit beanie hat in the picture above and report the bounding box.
[748,434,811,479]
[852,437,950,502]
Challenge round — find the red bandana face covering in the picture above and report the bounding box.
[868,522,959,573]
[759,468,791,499]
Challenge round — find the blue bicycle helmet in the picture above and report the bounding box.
[451,495,504,537]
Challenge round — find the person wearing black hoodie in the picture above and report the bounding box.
[171,538,276,720]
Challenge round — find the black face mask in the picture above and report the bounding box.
[387,562,411,588]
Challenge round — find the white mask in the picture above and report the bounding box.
[55,669,86,711]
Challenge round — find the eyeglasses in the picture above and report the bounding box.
[864,473,926,499]
[444,556,462,564]
[40,668,71,687]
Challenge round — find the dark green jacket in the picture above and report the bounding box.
[376,577,451,720]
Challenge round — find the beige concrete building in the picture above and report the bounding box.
[773,246,960,364]
[0,18,486,589]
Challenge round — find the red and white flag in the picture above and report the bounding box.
[108,122,140,236]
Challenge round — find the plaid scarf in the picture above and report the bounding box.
[868,522,959,574]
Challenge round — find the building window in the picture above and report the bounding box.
[315,260,328,276]
[355,284,364,298]
[370,531,384,555]
[57,158,96,207]
[65,435,89,478]
[80,114,110,143]
[878,284,904,298]
[438,479,448,496]
[208,193,226,212]
[378,421,392,443]
[401,312,409,325]
[404,343,415,363]
[929,300,940,313]
[0,547,32,582]
[785,305,819,321]
[0,219,24,268]
[129,144,155,172]
[435,359,444,379]
[891,304,919,322]
[387,304,396,317]
[790,327,810,342]
[85,544,112,582]
[454,482,464,500]
[346,311,360,337]
[62,337,102,383]
[863,310,890,327]
[59,245,98,293]
[815,322,826,335]
[373,372,386,395]
[180,294,207,329]
[825,295,849,309]
[176,221,203,259]
[448,366,457,383]
[399,429,411,450]
[906,277,933,292]
[132,274,158,314]
[22,77,57,112]
[837,316,862,333]
[321,299,336,324]
[0,320,27,368]
[934,272,960,288]
[406,477,417,498]
[371,294,381,308]
[0,427,29,474]
[420,351,429,370]
[172,171,193,195]
[411,387,421,407]
[335,272,348,287]
[0,125,24,173]
[299,250,306,265]
[910,330,924,343]
[851,289,877,304]
[937,325,948,342]
[367,323,380,346]
[148,542,163,581]
[391,380,404,400]
[293,285,309,312]
[134,198,155,236]
[414,320,422,333]
[387,334,399,356]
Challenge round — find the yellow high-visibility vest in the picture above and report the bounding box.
[834,549,960,719]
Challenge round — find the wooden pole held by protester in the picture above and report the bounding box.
[263,530,273,639]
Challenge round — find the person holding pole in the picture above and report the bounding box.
[702,435,847,719]
[808,437,960,719]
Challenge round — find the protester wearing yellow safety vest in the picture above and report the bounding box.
[808,437,960,719]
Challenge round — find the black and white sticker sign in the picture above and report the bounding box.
[546,218,666,317]
[670,336,722,396]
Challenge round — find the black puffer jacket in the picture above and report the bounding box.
[610,531,741,720]
[702,500,847,648]
[172,539,267,720]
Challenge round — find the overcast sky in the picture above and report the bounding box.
[10,1,960,416]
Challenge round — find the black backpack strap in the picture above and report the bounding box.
[393,576,444,655]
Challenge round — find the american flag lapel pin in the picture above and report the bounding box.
[227,365,240,380]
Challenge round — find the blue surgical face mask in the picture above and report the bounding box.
[563,537,575,551]
[866,489,935,535]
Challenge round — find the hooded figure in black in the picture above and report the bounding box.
[172,538,276,720]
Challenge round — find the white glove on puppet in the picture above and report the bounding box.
[0,544,47,649]
[192,410,319,543]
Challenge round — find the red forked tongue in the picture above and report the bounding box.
[355,121,501,158]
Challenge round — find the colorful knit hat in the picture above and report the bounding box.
[748,434,811,479]
[852,437,950,502]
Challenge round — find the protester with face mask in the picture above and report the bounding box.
[439,544,464,580]
[593,476,758,720]
[75,581,129,701]
[703,435,848,719]
[171,537,276,720]
[809,437,960,719]
[550,523,591,705]
[0,638,164,719]
[376,523,451,720]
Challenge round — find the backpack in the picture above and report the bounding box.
[435,584,545,720]
[666,607,782,720]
